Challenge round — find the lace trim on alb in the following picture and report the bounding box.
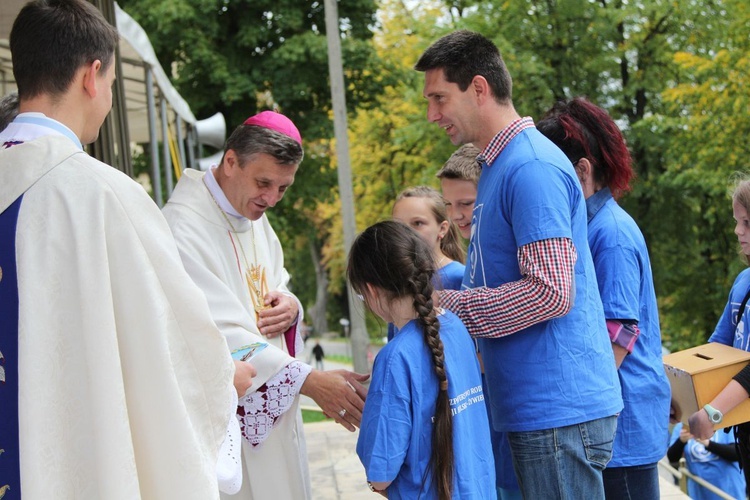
[237,360,311,446]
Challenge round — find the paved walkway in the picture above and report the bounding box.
[299,340,691,499]
[305,421,370,499]
[304,421,691,499]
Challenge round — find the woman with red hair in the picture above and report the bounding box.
[538,97,671,500]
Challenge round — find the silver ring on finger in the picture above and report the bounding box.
[338,408,347,418]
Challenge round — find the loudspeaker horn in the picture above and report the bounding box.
[197,151,224,172]
[195,112,226,150]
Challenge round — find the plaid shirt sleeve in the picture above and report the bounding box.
[439,237,577,338]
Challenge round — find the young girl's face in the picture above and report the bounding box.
[733,199,750,256]
[392,197,448,255]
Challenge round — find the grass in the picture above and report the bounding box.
[326,353,353,364]
[302,408,330,424]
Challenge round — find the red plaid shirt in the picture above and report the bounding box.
[440,117,576,338]
[440,238,576,338]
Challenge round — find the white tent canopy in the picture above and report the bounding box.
[115,2,196,141]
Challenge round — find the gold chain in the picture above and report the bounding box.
[203,178,270,319]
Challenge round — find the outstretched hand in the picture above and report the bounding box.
[301,369,369,432]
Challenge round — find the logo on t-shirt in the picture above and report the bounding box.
[467,203,486,288]
[734,302,750,351]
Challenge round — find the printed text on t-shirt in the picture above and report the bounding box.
[449,385,484,416]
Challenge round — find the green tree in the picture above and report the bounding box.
[430,0,739,349]
[653,0,750,348]
[118,0,389,334]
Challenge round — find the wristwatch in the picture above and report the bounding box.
[703,403,724,424]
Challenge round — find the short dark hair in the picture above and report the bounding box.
[10,0,119,100]
[224,125,304,167]
[415,30,513,105]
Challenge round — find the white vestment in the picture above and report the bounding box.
[163,168,312,500]
[0,135,235,499]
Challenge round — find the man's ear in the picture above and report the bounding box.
[471,75,491,104]
[82,60,103,98]
[223,149,239,174]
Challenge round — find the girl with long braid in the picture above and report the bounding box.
[348,221,495,499]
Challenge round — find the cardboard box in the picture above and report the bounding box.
[664,342,750,428]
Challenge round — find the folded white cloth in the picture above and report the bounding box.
[217,391,242,494]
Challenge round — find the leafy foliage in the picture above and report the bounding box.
[121,0,750,349]
[653,0,750,348]
[445,0,745,349]
[119,0,386,331]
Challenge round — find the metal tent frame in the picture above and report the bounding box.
[0,0,223,205]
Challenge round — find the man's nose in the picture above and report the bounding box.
[426,103,440,124]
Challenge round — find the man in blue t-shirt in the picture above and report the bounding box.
[415,30,623,499]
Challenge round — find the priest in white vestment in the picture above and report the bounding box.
[163,111,369,500]
[0,1,241,498]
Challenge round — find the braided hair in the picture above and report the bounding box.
[347,220,454,500]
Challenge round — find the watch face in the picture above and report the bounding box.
[711,413,722,423]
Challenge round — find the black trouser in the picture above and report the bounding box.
[734,422,750,498]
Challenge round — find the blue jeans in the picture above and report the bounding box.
[602,463,659,500]
[498,486,523,500]
[507,415,617,500]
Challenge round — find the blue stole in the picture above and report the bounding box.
[0,195,23,499]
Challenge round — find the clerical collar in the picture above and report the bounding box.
[11,113,83,150]
[204,167,244,220]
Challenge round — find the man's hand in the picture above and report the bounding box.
[687,408,715,440]
[233,359,257,398]
[301,369,369,432]
[257,291,298,338]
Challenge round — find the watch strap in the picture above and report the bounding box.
[703,403,723,424]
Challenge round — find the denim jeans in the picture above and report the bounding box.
[602,463,659,500]
[507,415,617,500]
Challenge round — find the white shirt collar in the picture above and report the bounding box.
[204,166,244,220]
[3,113,83,150]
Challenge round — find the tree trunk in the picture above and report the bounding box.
[307,239,329,336]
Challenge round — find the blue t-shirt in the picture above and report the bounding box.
[709,267,750,350]
[437,261,465,291]
[357,311,496,499]
[387,262,466,342]
[586,189,671,467]
[466,127,622,432]
[669,423,745,500]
